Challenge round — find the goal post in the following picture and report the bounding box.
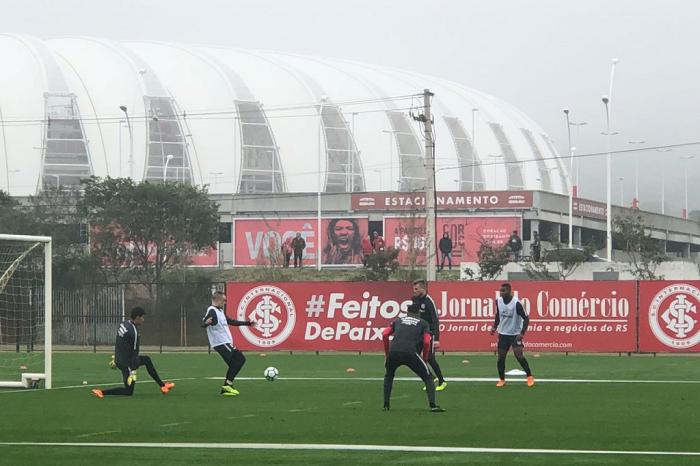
[0,234,52,389]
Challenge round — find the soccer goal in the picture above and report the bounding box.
[0,234,52,389]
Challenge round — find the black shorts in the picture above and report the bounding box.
[498,334,524,351]
[385,351,432,381]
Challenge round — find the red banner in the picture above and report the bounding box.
[384,216,520,265]
[639,281,700,352]
[234,217,368,266]
[225,281,636,352]
[188,245,219,267]
[352,191,533,211]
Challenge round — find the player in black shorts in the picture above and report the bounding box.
[490,283,534,387]
[382,304,445,412]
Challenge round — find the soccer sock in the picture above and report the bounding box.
[517,356,532,377]
[429,357,445,384]
[226,351,246,382]
[141,357,165,387]
[423,377,437,407]
[497,355,506,380]
[383,373,394,407]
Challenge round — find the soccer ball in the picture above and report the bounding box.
[264,366,279,381]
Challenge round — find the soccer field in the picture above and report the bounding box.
[1,352,699,465]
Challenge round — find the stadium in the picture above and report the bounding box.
[0,33,568,196]
[1,33,700,465]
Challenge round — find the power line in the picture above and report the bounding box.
[0,94,424,126]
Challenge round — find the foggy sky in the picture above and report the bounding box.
[1,0,698,215]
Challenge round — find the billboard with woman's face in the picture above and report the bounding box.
[234,217,368,266]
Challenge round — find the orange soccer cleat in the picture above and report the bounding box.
[527,376,535,387]
[496,379,506,387]
[91,389,104,399]
[160,382,175,394]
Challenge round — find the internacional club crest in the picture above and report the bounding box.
[237,285,296,347]
[649,283,700,349]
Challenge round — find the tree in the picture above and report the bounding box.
[0,190,32,234]
[522,240,594,280]
[81,177,219,285]
[613,214,666,280]
[352,248,400,281]
[474,239,509,281]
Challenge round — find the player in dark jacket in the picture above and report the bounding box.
[382,304,445,412]
[91,307,174,398]
[412,279,447,391]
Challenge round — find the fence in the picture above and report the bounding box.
[50,282,220,350]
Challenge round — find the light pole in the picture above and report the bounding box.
[603,57,619,262]
[628,139,645,207]
[602,95,612,260]
[681,155,695,219]
[382,129,399,191]
[471,108,479,191]
[563,108,575,248]
[656,148,672,214]
[163,154,174,182]
[317,95,328,271]
[118,120,126,177]
[119,106,134,179]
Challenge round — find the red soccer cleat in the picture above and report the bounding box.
[160,382,175,394]
[91,389,104,399]
[496,379,506,387]
[527,376,535,387]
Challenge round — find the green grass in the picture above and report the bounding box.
[0,352,699,465]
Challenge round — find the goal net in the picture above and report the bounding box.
[0,234,52,389]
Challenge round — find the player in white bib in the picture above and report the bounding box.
[202,291,257,396]
[490,283,535,387]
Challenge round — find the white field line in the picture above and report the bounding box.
[226,414,257,420]
[2,375,699,395]
[0,377,200,394]
[208,376,700,384]
[159,422,192,428]
[342,401,363,406]
[74,431,120,439]
[287,408,316,413]
[0,442,699,457]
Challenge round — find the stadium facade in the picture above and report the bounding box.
[1,34,697,264]
[0,34,568,196]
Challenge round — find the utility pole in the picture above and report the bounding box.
[414,89,437,281]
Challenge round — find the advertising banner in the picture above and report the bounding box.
[384,216,520,265]
[638,281,700,352]
[352,191,533,211]
[226,280,636,352]
[234,217,368,266]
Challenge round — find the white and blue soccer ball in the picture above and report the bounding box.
[264,366,279,381]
